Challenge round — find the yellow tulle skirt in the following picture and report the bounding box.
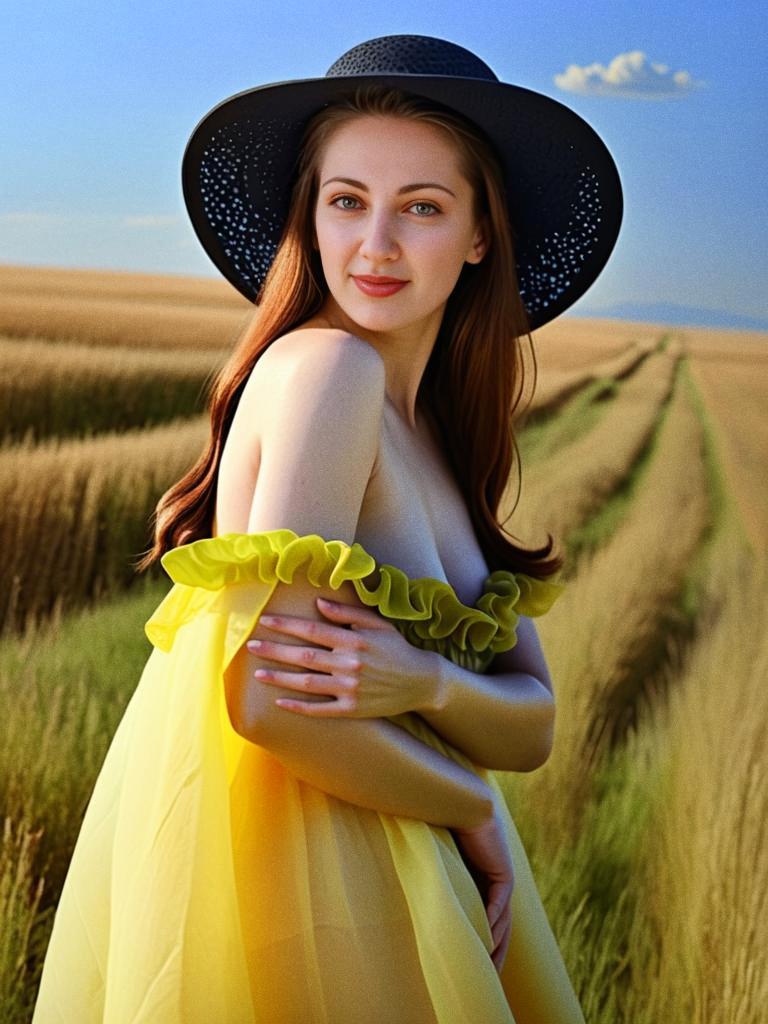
[33,548,584,1023]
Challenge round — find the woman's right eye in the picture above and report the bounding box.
[331,195,362,211]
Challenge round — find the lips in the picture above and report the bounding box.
[352,275,409,297]
[353,275,406,284]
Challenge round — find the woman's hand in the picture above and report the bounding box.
[453,795,515,974]
[245,597,439,718]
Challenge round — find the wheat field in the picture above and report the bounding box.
[0,265,765,1022]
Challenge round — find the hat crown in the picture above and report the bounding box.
[325,34,499,83]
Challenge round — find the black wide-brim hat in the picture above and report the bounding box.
[182,34,623,331]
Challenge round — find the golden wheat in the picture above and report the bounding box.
[506,346,681,542]
[686,346,768,557]
[0,337,224,443]
[0,416,209,634]
[0,293,249,350]
[0,263,247,308]
[525,337,657,415]
[533,316,665,372]
[1,270,765,1020]
[502,361,711,838]
[631,524,768,1023]
[0,815,46,1012]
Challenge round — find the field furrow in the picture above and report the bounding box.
[532,315,665,372]
[504,345,680,544]
[523,336,657,416]
[501,359,712,836]
[494,364,727,1021]
[687,349,768,559]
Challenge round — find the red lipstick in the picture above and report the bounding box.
[352,275,408,297]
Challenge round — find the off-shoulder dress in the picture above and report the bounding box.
[32,528,584,1024]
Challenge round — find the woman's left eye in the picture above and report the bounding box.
[409,202,439,216]
[332,195,362,211]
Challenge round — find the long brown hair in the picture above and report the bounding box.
[134,85,564,579]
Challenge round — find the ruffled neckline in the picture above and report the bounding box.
[155,528,565,673]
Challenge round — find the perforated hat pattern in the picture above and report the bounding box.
[183,34,623,329]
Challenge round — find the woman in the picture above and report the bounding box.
[33,35,622,1023]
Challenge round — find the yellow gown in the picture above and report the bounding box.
[32,529,585,1023]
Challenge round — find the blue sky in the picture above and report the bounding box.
[2,0,766,326]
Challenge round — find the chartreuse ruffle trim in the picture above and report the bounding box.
[145,529,565,673]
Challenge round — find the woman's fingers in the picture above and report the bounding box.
[490,897,510,944]
[247,636,361,675]
[274,693,358,717]
[491,910,513,973]
[254,668,356,694]
[315,598,398,631]
[487,879,513,971]
[486,879,513,933]
[257,612,366,649]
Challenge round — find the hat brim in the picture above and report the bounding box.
[182,73,623,330]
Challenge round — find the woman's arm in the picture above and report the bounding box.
[417,615,556,772]
[221,328,494,829]
[227,638,494,829]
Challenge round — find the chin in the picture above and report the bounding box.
[351,311,411,335]
[331,297,406,333]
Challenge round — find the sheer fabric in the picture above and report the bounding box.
[32,529,583,1023]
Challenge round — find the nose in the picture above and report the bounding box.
[358,209,400,263]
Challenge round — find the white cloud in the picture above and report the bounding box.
[554,50,705,98]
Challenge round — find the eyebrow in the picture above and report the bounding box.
[320,176,456,198]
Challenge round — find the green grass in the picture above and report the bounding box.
[518,375,622,464]
[0,573,172,1019]
[499,736,663,1023]
[518,334,671,467]
[0,574,170,902]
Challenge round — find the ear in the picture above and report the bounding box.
[466,217,489,265]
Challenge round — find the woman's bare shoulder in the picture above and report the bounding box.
[236,324,385,437]
[257,323,384,376]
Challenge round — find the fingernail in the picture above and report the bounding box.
[247,639,262,647]
[318,598,334,606]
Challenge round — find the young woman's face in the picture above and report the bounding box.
[313,115,487,338]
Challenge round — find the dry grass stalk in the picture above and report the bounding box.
[0,815,46,1013]
[633,525,768,1023]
